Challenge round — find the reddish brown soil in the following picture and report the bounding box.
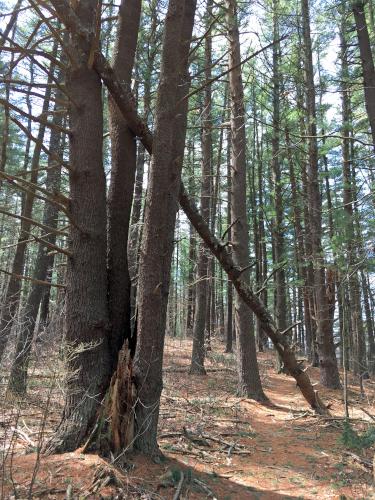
[1,337,374,499]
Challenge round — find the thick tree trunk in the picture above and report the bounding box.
[108,0,141,364]
[301,0,341,389]
[226,0,266,400]
[190,0,212,375]
[132,0,196,455]
[46,0,111,453]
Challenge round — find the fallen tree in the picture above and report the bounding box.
[48,0,329,416]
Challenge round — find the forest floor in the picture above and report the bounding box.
[0,336,374,499]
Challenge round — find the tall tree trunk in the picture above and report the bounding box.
[128,0,159,322]
[190,0,212,375]
[47,0,112,453]
[301,0,341,389]
[133,0,196,455]
[108,0,142,363]
[361,270,375,374]
[271,0,288,372]
[225,126,233,353]
[226,0,266,400]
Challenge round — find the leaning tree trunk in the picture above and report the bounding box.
[107,0,142,364]
[301,0,341,389]
[226,0,266,400]
[190,0,213,375]
[46,0,112,453]
[180,185,328,414]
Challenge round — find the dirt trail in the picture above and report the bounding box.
[1,337,374,499]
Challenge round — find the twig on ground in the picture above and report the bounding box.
[172,471,184,500]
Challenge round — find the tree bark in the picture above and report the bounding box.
[107,0,141,364]
[301,0,341,389]
[46,0,111,453]
[225,0,266,400]
[132,0,196,455]
[190,0,213,375]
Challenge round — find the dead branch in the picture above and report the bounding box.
[0,267,65,288]
[0,207,68,236]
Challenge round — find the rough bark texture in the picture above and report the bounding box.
[46,0,111,453]
[107,0,141,364]
[226,0,266,400]
[133,0,196,455]
[301,0,341,389]
[190,0,212,375]
[271,0,288,373]
[226,128,233,353]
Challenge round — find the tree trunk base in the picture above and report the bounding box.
[189,364,207,375]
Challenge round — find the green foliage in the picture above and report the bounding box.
[340,420,375,451]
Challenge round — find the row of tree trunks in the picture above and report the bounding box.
[48,0,330,456]
[53,0,329,413]
[6,64,66,396]
[0,39,58,362]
